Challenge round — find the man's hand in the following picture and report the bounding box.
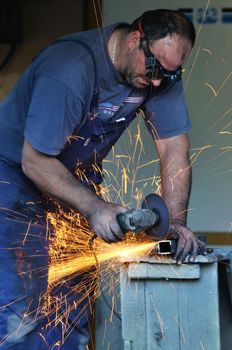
[169,222,207,264]
[87,201,128,243]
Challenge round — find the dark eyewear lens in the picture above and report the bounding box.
[141,38,182,82]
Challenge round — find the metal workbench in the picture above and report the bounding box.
[120,248,232,350]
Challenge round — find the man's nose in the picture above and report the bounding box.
[151,78,163,87]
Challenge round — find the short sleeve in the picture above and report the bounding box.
[24,75,85,155]
[144,80,191,139]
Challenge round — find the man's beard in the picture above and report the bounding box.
[122,67,151,88]
[121,65,134,86]
[121,51,151,88]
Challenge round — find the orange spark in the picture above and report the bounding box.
[49,240,155,284]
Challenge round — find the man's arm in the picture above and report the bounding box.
[22,139,127,243]
[156,134,206,263]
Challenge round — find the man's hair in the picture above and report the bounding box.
[129,9,196,46]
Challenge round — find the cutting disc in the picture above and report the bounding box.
[141,193,170,241]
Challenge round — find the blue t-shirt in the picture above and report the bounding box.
[0,24,191,166]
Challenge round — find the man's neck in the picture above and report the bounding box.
[108,26,129,71]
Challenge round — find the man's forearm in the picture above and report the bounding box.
[160,154,191,225]
[156,134,192,225]
[156,135,207,263]
[22,139,103,218]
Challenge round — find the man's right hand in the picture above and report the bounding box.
[87,201,128,243]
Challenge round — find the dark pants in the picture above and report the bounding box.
[0,160,91,349]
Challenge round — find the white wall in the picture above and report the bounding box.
[102,0,232,233]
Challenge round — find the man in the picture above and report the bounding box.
[0,9,206,349]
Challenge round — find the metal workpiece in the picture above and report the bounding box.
[152,239,214,257]
[154,239,177,255]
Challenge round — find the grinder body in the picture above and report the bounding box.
[117,194,170,241]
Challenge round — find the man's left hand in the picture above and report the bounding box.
[169,222,207,264]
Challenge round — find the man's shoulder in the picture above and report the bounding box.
[58,23,119,49]
[30,41,96,93]
[31,25,117,78]
[28,23,124,94]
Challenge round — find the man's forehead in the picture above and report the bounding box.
[150,35,192,67]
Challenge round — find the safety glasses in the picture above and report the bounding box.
[140,37,182,82]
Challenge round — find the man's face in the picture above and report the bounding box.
[122,33,192,89]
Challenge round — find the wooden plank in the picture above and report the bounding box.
[178,263,220,350]
[145,279,180,350]
[128,263,200,280]
[120,266,147,350]
[121,261,223,350]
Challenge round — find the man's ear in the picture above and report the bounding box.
[127,30,141,50]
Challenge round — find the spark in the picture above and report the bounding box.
[190,144,214,165]
[200,341,206,350]
[202,48,213,55]
[115,154,129,159]
[137,159,159,170]
[175,315,186,344]
[219,131,232,136]
[192,74,232,140]
[22,220,31,245]
[48,212,156,284]
[217,70,232,96]
[150,299,164,338]
[195,0,211,42]
[122,168,129,194]
[205,83,217,97]
[221,146,232,151]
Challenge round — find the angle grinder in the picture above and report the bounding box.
[117,193,170,241]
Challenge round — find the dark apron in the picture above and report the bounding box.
[58,106,136,187]
[0,40,138,349]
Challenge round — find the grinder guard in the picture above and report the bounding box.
[141,193,170,241]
